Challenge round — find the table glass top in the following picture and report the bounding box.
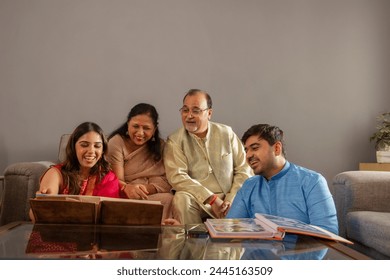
[0,223,355,260]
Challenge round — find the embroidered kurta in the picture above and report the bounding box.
[163,121,252,204]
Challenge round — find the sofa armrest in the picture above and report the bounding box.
[331,171,390,237]
[0,161,53,226]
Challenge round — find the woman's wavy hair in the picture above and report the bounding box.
[62,122,110,194]
[109,103,162,161]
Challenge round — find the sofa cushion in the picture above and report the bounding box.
[346,211,390,257]
[1,161,53,225]
[58,134,71,162]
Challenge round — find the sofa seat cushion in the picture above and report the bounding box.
[346,211,390,257]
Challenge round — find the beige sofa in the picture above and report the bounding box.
[331,171,390,259]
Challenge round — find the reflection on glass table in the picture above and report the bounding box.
[0,222,363,260]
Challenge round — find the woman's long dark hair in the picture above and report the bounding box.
[109,103,162,161]
[62,122,110,194]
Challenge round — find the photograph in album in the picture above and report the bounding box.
[204,218,284,240]
[205,214,352,244]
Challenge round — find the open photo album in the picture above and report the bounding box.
[29,194,163,225]
[204,213,352,244]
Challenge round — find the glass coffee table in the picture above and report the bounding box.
[0,222,369,260]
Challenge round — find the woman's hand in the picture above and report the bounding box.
[121,183,149,200]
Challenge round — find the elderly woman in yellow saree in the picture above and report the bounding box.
[107,103,173,220]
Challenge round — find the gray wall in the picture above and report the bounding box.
[1,0,389,185]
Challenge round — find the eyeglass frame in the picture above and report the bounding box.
[179,106,210,116]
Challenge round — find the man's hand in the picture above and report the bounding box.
[211,197,230,218]
[162,218,181,225]
[221,200,231,216]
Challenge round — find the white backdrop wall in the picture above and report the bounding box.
[1,0,389,184]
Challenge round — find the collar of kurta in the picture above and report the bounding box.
[267,161,290,181]
[187,122,211,142]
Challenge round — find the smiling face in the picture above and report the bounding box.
[75,131,103,172]
[127,113,156,146]
[181,92,212,138]
[244,135,282,179]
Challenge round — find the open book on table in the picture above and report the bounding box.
[30,194,163,225]
[204,213,352,244]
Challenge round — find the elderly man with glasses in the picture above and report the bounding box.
[163,89,252,224]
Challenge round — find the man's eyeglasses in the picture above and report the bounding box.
[179,107,209,116]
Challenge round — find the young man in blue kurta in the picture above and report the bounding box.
[226,124,338,234]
